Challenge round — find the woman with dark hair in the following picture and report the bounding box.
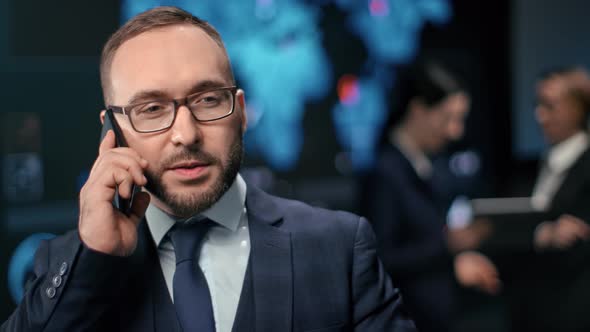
[379,60,468,151]
[361,60,497,332]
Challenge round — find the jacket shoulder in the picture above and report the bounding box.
[262,192,364,236]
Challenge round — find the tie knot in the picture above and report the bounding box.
[169,219,213,263]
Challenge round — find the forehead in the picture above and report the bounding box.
[446,92,469,109]
[435,92,469,115]
[109,24,229,104]
[537,77,568,99]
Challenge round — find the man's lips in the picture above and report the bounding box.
[167,160,211,179]
[168,160,209,170]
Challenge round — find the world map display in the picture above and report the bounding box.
[121,0,452,171]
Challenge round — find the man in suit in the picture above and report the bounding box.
[478,67,590,332]
[1,6,415,332]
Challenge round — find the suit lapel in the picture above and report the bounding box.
[550,148,590,211]
[245,186,293,332]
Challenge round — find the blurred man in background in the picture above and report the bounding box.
[478,67,590,332]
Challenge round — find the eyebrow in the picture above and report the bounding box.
[126,79,231,105]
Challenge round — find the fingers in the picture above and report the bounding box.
[80,133,150,256]
[567,216,590,238]
[553,215,590,249]
[111,170,143,199]
[110,155,148,186]
[93,151,149,196]
[469,252,501,294]
[95,130,149,193]
[476,259,501,294]
[97,166,145,200]
[479,275,501,294]
[534,222,555,249]
[454,251,501,295]
[99,130,116,155]
[109,148,149,172]
[83,139,150,213]
[555,231,582,249]
[98,130,148,169]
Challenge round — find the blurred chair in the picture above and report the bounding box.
[7,233,55,304]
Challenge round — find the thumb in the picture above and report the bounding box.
[129,191,151,223]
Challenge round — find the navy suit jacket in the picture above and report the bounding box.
[361,144,454,332]
[2,185,415,332]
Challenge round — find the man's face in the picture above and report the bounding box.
[104,24,247,218]
[535,77,585,145]
[418,92,470,153]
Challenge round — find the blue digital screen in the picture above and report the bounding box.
[121,0,451,171]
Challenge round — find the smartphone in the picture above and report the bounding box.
[99,109,139,216]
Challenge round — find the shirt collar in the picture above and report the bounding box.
[546,131,589,173]
[390,127,433,179]
[145,173,247,247]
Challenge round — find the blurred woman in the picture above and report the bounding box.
[361,60,492,332]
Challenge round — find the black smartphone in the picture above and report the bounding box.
[100,109,139,216]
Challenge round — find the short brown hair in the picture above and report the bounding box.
[540,67,590,112]
[100,6,235,104]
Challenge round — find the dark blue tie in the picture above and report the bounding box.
[169,220,216,332]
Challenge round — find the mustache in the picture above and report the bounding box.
[160,147,219,169]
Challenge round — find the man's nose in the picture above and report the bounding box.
[170,106,203,146]
[447,122,464,141]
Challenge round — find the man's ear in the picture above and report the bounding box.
[236,89,248,133]
[99,110,106,125]
[407,98,430,122]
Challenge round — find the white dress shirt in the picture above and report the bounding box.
[532,131,589,211]
[145,174,250,332]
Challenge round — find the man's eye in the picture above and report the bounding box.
[146,105,162,112]
[191,94,221,107]
[138,103,167,113]
[202,96,220,104]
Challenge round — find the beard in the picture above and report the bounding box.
[144,136,243,218]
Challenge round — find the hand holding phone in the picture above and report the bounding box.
[78,109,150,256]
[100,109,140,216]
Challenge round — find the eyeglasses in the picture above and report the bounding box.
[107,86,238,133]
